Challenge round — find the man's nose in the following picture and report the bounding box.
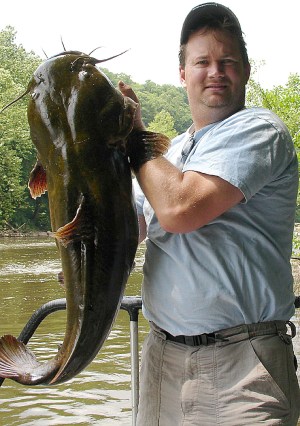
[208,62,225,78]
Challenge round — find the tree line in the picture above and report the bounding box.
[0,26,299,232]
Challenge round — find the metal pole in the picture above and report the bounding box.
[130,319,139,424]
[121,296,142,426]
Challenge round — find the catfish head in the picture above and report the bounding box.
[26,51,138,231]
[27,51,137,170]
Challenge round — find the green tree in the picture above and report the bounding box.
[136,81,191,133]
[147,110,178,139]
[0,26,41,87]
[0,26,44,230]
[247,72,300,148]
[0,142,22,226]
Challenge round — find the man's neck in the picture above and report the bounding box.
[192,104,246,131]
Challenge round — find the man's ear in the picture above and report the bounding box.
[179,66,187,88]
[245,62,251,84]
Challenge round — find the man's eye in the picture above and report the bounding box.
[222,58,236,64]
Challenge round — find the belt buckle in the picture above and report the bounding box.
[187,333,214,346]
[198,334,209,345]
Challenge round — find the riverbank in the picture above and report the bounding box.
[0,230,51,238]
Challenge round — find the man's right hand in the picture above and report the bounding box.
[118,81,146,131]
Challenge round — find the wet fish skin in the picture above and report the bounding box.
[0,51,139,385]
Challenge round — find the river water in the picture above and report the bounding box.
[0,237,299,425]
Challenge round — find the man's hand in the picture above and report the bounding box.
[118,81,169,173]
[118,81,145,131]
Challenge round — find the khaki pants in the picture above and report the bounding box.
[137,321,300,426]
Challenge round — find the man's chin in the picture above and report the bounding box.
[206,100,229,108]
[202,94,231,108]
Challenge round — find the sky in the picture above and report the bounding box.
[0,0,299,89]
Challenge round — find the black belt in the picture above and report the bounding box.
[164,330,224,346]
[162,320,294,347]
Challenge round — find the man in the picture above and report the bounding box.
[120,3,300,425]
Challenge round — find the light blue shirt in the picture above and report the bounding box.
[134,107,298,336]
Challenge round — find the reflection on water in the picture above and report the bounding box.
[0,237,148,425]
[0,237,299,425]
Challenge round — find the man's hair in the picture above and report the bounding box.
[179,16,249,67]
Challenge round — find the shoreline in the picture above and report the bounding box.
[0,231,51,238]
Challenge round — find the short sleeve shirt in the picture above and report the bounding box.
[134,107,298,336]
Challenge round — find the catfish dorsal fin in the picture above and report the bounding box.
[28,160,47,199]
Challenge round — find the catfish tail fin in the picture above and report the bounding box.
[0,335,41,384]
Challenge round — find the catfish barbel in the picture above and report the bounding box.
[0,50,168,385]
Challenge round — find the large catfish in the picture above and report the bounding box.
[0,51,167,385]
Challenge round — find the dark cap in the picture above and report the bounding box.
[180,2,242,44]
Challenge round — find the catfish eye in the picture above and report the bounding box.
[35,73,45,84]
[70,57,85,72]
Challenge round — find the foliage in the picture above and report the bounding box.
[0,26,41,87]
[0,27,43,229]
[296,152,300,224]
[247,72,300,149]
[293,226,300,258]
[0,142,23,225]
[147,110,178,139]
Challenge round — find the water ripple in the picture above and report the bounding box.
[0,260,61,276]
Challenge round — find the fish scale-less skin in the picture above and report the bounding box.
[0,51,139,385]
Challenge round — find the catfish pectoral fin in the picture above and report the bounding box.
[28,160,47,199]
[126,130,170,172]
[55,197,92,247]
[144,131,171,156]
[0,335,42,384]
[128,130,170,157]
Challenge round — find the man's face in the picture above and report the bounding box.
[180,28,250,126]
